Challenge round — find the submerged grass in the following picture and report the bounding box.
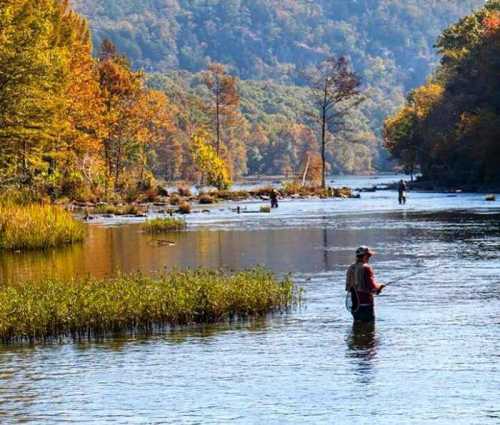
[0,203,86,250]
[0,268,297,343]
[143,217,187,233]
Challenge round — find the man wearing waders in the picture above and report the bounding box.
[270,189,279,208]
[398,179,407,205]
[346,246,385,322]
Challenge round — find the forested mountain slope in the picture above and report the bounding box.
[384,1,500,187]
[73,0,481,86]
[72,0,484,173]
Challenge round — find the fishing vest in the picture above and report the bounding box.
[346,262,370,292]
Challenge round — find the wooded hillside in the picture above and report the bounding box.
[72,0,484,173]
[384,1,500,187]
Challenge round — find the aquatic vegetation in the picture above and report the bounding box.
[0,203,86,251]
[176,185,192,197]
[93,204,142,215]
[0,268,297,343]
[198,194,216,204]
[213,190,250,201]
[169,194,181,205]
[178,201,192,214]
[203,185,354,202]
[143,217,186,233]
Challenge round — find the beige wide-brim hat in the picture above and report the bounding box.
[355,246,375,257]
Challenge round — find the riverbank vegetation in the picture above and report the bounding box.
[74,0,483,175]
[1,1,485,205]
[143,218,186,233]
[384,1,500,188]
[0,268,297,343]
[0,204,86,251]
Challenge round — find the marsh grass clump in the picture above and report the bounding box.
[0,268,297,343]
[0,203,86,251]
[143,217,186,233]
[178,201,191,214]
[94,204,141,215]
[198,194,216,204]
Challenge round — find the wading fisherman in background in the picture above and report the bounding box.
[398,179,407,205]
[346,246,385,322]
[270,189,279,208]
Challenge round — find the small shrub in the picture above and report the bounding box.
[169,194,181,205]
[177,184,192,197]
[255,186,274,197]
[178,201,192,214]
[216,190,250,201]
[198,194,215,204]
[94,204,119,215]
[281,181,302,195]
[143,217,186,233]
[260,206,271,213]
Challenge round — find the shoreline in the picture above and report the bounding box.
[383,180,500,194]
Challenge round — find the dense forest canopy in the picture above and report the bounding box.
[1,0,495,205]
[72,0,480,85]
[72,0,484,174]
[384,0,500,187]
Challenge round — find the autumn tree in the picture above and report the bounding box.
[384,84,444,181]
[135,89,176,186]
[202,63,241,157]
[97,40,145,194]
[191,131,232,190]
[0,0,69,188]
[54,1,106,198]
[298,151,323,187]
[96,40,178,196]
[304,56,362,188]
[384,1,500,186]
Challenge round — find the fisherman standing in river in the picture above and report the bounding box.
[398,179,407,205]
[270,189,279,209]
[346,246,385,322]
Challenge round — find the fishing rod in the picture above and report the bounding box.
[346,261,444,313]
[383,259,447,287]
[383,268,430,287]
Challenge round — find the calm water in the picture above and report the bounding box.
[0,177,499,424]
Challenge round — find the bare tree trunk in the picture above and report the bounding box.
[302,155,311,187]
[216,90,221,156]
[321,95,327,189]
[104,139,111,199]
[22,139,28,177]
[114,141,122,190]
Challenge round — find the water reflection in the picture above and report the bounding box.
[346,322,378,384]
[0,201,499,423]
[1,209,498,286]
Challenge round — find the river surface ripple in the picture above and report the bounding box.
[0,177,499,424]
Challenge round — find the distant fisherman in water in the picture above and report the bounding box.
[270,189,279,208]
[346,246,385,322]
[398,179,407,205]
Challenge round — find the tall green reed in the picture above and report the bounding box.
[0,203,86,250]
[0,268,298,343]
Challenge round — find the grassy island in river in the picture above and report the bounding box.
[0,268,297,344]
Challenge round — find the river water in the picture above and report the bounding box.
[0,176,499,424]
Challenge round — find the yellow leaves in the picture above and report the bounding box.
[384,81,444,152]
[410,83,444,120]
[191,131,232,190]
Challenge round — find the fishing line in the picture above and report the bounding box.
[344,260,446,314]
